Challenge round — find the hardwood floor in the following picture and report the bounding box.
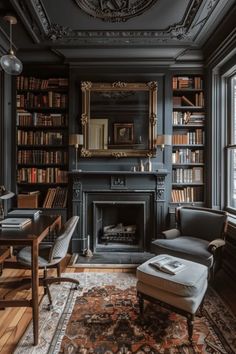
[0,266,235,354]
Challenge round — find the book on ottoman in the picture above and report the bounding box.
[149,255,186,275]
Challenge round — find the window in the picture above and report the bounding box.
[227,75,236,210]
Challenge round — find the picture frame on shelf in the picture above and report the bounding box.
[114,123,134,144]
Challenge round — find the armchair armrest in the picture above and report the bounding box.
[161,228,181,239]
[208,238,226,253]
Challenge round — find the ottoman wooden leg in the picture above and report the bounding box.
[198,296,205,316]
[187,314,194,342]
[137,292,144,314]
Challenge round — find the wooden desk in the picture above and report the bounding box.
[0,246,11,275]
[0,214,61,345]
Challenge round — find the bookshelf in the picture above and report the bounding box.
[15,75,69,212]
[171,75,205,208]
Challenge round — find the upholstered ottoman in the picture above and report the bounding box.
[136,254,208,341]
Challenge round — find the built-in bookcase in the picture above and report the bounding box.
[171,75,205,207]
[15,75,69,211]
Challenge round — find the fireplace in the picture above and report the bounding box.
[69,171,167,255]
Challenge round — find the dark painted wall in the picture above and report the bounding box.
[0,70,15,214]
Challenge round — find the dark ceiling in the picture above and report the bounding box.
[0,0,235,66]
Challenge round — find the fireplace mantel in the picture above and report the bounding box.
[69,170,167,175]
[69,170,168,254]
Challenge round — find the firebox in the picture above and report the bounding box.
[84,191,154,253]
[93,201,145,252]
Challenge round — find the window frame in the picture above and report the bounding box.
[225,72,236,214]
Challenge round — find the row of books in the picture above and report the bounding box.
[171,186,204,203]
[17,112,68,127]
[16,76,69,90]
[17,131,65,145]
[17,168,68,183]
[43,187,68,208]
[172,167,204,184]
[18,150,68,165]
[172,76,203,90]
[172,111,205,125]
[173,94,204,107]
[172,149,204,164]
[16,92,68,109]
[172,129,204,145]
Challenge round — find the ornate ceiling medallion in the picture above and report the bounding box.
[74,0,157,22]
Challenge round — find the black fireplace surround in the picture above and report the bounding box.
[69,171,167,254]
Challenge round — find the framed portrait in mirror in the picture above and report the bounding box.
[114,123,134,144]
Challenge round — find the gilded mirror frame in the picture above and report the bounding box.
[80,81,157,158]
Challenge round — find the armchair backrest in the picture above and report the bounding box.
[177,207,227,241]
[49,216,79,264]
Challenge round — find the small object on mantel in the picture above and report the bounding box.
[140,160,144,172]
[83,234,93,258]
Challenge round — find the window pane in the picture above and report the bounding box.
[228,148,236,208]
[232,76,236,144]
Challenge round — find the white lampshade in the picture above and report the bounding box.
[69,134,84,147]
[154,135,172,147]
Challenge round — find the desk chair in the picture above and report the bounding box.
[152,206,228,280]
[17,215,80,309]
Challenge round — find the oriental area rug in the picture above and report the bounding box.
[14,272,236,354]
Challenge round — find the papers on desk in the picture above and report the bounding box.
[7,209,41,219]
[0,218,32,228]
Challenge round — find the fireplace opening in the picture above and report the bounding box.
[93,201,145,252]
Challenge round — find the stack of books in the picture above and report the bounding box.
[0,218,32,228]
[8,209,41,219]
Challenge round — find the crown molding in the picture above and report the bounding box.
[10,0,208,46]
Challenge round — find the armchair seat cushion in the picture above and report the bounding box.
[152,236,213,267]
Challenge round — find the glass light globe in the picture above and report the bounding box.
[0,52,23,75]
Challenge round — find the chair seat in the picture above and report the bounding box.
[152,236,213,267]
[17,244,52,268]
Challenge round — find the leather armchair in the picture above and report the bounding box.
[152,206,228,279]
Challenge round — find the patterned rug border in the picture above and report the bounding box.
[48,286,78,354]
[14,272,236,354]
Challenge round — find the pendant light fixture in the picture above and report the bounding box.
[0,15,23,75]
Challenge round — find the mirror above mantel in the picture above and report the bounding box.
[80,81,158,158]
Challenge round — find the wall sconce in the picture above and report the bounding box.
[154,135,172,151]
[0,185,14,219]
[0,15,23,75]
[69,134,84,170]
